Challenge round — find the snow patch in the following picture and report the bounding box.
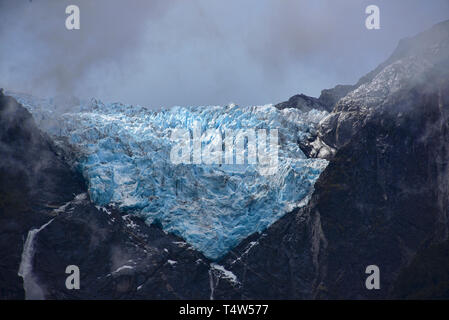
[210,263,240,285]
[112,265,134,274]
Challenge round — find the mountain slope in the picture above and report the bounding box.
[0,90,85,299]
[211,19,449,299]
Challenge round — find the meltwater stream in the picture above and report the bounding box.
[13,93,328,260]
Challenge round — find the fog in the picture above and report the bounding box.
[0,0,448,107]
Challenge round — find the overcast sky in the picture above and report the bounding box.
[1,0,448,108]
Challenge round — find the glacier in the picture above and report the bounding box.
[11,92,328,260]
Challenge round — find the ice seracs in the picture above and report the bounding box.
[13,94,329,260]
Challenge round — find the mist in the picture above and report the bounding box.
[0,0,448,108]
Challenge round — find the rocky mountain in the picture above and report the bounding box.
[0,90,85,299]
[275,85,354,113]
[275,94,328,112]
[313,19,449,158]
[211,19,449,299]
[1,19,449,300]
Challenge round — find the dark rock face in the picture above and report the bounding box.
[211,207,326,299]
[33,197,211,299]
[0,92,85,211]
[0,91,85,299]
[275,85,354,114]
[392,238,449,299]
[217,80,449,299]
[275,94,329,112]
[314,78,449,298]
[317,85,355,111]
[210,20,449,299]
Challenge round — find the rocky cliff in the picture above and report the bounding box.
[211,20,449,299]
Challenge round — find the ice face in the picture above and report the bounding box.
[13,94,328,260]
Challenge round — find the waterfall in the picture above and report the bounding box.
[18,219,54,300]
[208,269,215,300]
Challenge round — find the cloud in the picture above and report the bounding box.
[0,0,178,102]
[0,0,448,107]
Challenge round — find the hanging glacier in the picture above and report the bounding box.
[12,93,329,260]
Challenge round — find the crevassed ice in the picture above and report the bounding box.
[14,94,328,260]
